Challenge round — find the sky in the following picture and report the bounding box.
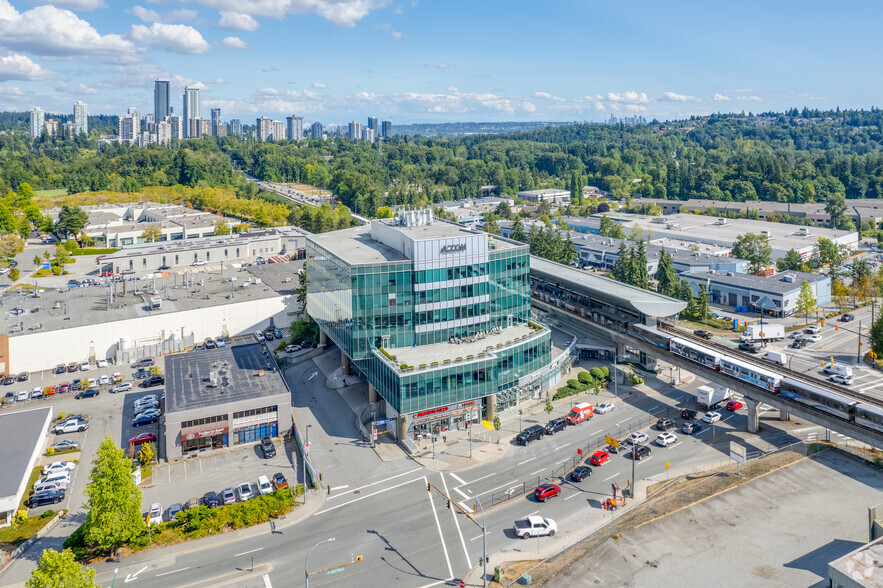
[0,0,881,125]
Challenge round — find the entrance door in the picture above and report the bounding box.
[728,293,738,306]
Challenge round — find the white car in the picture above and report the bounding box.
[98,375,110,385]
[96,359,108,368]
[830,374,854,385]
[254,331,266,342]
[79,360,91,371]
[626,431,649,445]
[595,402,615,414]
[656,432,678,447]
[31,387,43,399]
[703,411,722,424]
[284,344,301,353]
[805,324,822,334]
[136,407,161,420]
[215,338,226,348]
[17,390,29,401]
[112,382,132,393]
[42,461,76,476]
[237,482,253,501]
[192,260,207,267]
[257,475,273,495]
[147,503,163,526]
[37,472,71,488]
[808,334,822,343]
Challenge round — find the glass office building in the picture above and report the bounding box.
[307,210,552,437]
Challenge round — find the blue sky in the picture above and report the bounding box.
[0,0,880,124]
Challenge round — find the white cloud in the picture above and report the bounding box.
[73,83,98,94]
[447,86,457,92]
[436,63,456,69]
[713,93,730,101]
[391,30,401,40]
[0,52,51,81]
[190,0,387,27]
[131,5,161,22]
[606,91,649,104]
[737,95,762,101]
[533,91,564,102]
[0,85,24,97]
[218,11,259,30]
[130,23,211,54]
[32,0,106,10]
[660,91,699,102]
[0,1,136,57]
[220,36,250,49]
[209,78,227,84]
[131,6,199,23]
[522,101,536,112]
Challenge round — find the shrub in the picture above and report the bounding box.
[577,372,592,385]
[589,367,604,380]
[567,378,583,389]
[600,366,610,378]
[46,447,55,456]
[8,268,19,281]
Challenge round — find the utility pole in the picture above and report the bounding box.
[613,350,618,398]
[469,420,473,459]
[371,410,376,449]
[630,443,636,498]
[858,319,863,361]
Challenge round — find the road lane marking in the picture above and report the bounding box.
[670,442,682,449]
[235,548,263,557]
[418,579,455,588]
[455,487,471,500]
[330,485,349,491]
[124,566,148,583]
[473,480,518,498]
[636,456,654,465]
[556,458,570,465]
[517,457,536,465]
[441,473,470,567]
[565,492,584,500]
[155,568,190,577]
[315,477,425,515]
[590,430,602,435]
[603,472,620,481]
[616,418,631,427]
[457,502,474,513]
[554,443,571,451]
[470,534,483,541]
[462,472,495,485]
[525,511,539,517]
[263,574,272,588]
[529,469,545,476]
[449,473,466,485]
[426,476,454,580]
[326,467,422,499]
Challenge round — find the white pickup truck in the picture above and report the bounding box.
[513,516,557,539]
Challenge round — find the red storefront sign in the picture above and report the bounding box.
[181,425,228,441]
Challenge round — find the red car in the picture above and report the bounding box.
[129,433,156,446]
[534,484,561,502]
[57,382,71,394]
[590,450,610,466]
[726,400,743,411]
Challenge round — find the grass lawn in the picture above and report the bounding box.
[71,247,118,256]
[0,510,64,550]
[34,189,67,199]
[19,466,43,511]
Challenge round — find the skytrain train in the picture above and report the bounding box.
[627,323,883,435]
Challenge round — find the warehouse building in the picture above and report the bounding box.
[517,189,570,206]
[681,269,831,317]
[307,210,554,442]
[0,407,53,527]
[162,343,291,459]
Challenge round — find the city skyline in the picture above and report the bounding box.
[0,1,881,123]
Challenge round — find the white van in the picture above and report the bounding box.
[823,362,853,378]
[761,350,787,366]
[34,480,68,493]
[257,475,273,495]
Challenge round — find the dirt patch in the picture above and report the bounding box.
[490,560,543,587]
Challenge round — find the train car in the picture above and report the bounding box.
[854,403,883,433]
[779,378,857,420]
[628,323,672,351]
[720,356,781,392]
[669,337,724,370]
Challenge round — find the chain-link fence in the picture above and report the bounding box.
[497,440,830,587]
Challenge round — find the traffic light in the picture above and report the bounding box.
[835,324,839,331]
[356,555,363,563]
[821,319,825,327]
[427,481,431,491]
[446,499,451,510]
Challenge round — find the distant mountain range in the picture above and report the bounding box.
[392,121,570,137]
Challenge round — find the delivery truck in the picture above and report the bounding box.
[739,323,785,343]
[696,384,731,409]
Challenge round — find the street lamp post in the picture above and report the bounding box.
[112,568,118,588]
[469,490,488,588]
[613,350,618,398]
[303,424,312,504]
[305,537,335,588]
[519,409,523,432]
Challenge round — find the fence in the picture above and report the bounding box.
[114,333,195,365]
[498,440,829,586]
[482,405,684,508]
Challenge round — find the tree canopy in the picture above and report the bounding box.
[731,232,772,275]
[26,549,97,588]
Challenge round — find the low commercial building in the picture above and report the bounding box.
[0,407,53,527]
[681,269,831,317]
[162,343,291,459]
[517,189,570,206]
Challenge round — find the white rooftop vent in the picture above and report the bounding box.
[782,274,796,283]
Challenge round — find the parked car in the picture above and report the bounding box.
[56,382,71,394]
[50,440,80,452]
[222,487,236,505]
[28,490,65,508]
[132,414,158,427]
[54,364,66,375]
[533,484,561,502]
[3,391,15,404]
[703,411,722,424]
[158,265,171,271]
[681,409,698,421]
[570,466,592,482]
[254,331,266,342]
[129,432,157,446]
[66,362,79,373]
[215,338,226,348]
[631,445,651,460]
[205,338,216,349]
[681,421,703,435]
[258,475,273,495]
[16,389,28,401]
[135,407,162,420]
[142,375,164,388]
[263,330,275,341]
[111,382,132,394]
[544,417,568,435]
[30,387,43,400]
[590,450,610,466]
[726,400,743,411]
[656,432,678,446]
[237,482,254,501]
[98,374,110,386]
[272,473,289,490]
[96,359,108,368]
[260,436,276,458]
[168,503,184,521]
[192,260,207,267]
[656,418,676,431]
[42,461,76,476]
[134,394,159,407]
[595,402,615,414]
[202,491,222,508]
[693,329,713,339]
[147,503,163,526]
[841,313,856,322]
[16,372,29,382]
[830,374,854,385]
[1,375,15,386]
[516,425,545,445]
[34,480,69,493]
[79,360,91,371]
[284,344,301,353]
[132,358,155,368]
[74,388,99,400]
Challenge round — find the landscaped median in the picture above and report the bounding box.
[64,490,298,562]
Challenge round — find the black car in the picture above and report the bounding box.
[570,466,592,482]
[606,444,620,454]
[1,376,14,385]
[17,372,29,382]
[631,445,652,460]
[264,330,275,341]
[260,436,276,458]
[656,418,676,431]
[54,364,66,375]
[693,329,713,340]
[202,491,222,508]
[791,339,808,349]
[680,409,698,421]
[27,489,65,507]
[515,425,545,445]
[158,265,170,270]
[74,388,99,400]
[142,375,164,388]
[544,417,568,435]
[738,342,761,353]
[132,414,158,427]
[841,313,855,322]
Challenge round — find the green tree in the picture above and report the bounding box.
[776,248,805,272]
[611,241,632,283]
[9,267,19,281]
[33,254,42,266]
[544,399,553,415]
[871,312,883,356]
[213,220,231,236]
[561,232,577,266]
[82,435,145,552]
[630,240,649,289]
[0,234,24,259]
[26,549,97,588]
[599,214,625,239]
[696,283,709,320]
[816,237,844,267]
[511,216,526,243]
[296,269,307,312]
[494,201,512,220]
[654,247,679,297]
[140,224,163,243]
[731,232,772,275]
[825,192,849,230]
[483,213,500,236]
[53,205,89,240]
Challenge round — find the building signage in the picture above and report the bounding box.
[182,425,228,440]
[416,406,449,418]
[440,244,466,253]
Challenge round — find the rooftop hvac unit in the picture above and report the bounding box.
[782,275,796,283]
[149,297,162,310]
